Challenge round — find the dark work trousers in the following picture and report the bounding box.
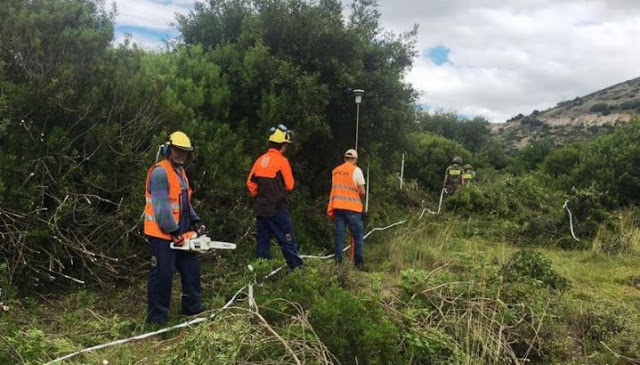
[256,210,304,269]
[147,236,202,324]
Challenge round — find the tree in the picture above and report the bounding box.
[178,0,418,196]
[417,112,492,153]
[403,132,472,192]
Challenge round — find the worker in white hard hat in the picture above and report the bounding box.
[327,149,366,270]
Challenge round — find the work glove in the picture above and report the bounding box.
[327,210,335,220]
[171,232,185,247]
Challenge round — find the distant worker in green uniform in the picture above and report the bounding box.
[443,156,463,195]
[462,164,475,186]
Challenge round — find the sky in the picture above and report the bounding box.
[112,0,640,123]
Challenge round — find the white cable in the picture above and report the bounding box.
[264,266,285,279]
[563,200,580,242]
[300,220,408,259]
[248,284,255,310]
[418,188,446,219]
[363,220,407,239]
[46,220,407,363]
[45,285,247,364]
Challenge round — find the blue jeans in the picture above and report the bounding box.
[334,209,364,265]
[256,210,304,269]
[147,237,202,324]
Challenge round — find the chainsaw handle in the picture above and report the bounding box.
[171,234,185,247]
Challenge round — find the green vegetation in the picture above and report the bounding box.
[1,0,640,364]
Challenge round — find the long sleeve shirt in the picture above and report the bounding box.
[246,148,294,217]
[148,165,200,234]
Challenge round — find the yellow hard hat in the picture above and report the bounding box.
[268,124,292,144]
[168,131,193,151]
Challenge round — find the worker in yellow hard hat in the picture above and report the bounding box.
[246,124,304,269]
[144,131,204,324]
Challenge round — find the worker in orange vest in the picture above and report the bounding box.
[144,131,204,324]
[246,124,304,269]
[327,149,366,269]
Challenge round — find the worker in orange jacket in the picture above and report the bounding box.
[327,149,366,269]
[144,131,203,324]
[246,125,304,269]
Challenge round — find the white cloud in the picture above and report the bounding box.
[111,0,640,122]
[112,0,195,30]
[377,0,640,122]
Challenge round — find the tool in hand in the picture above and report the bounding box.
[170,231,237,252]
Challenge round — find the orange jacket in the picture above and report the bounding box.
[247,148,294,217]
[144,160,192,240]
[327,162,363,218]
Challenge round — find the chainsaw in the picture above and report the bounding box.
[170,231,237,252]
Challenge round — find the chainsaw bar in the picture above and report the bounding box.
[170,234,237,252]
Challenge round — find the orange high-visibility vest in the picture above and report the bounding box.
[327,162,363,216]
[143,159,192,240]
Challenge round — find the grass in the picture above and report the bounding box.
[3,213,640,364]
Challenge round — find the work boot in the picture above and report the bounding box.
[181,306,208,316]
[355,261,367,272]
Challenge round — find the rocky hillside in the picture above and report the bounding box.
[492,76,640,151]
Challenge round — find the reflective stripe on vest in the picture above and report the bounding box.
[449,169,462,176]
[332,184,359,192]
[143,159,192,240]
[327,162,363,214]
[145,197,180,210]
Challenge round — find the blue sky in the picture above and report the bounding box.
[115,25,178,45]
[425,46,450,66]
[113,0,640,122]
[112,0,194,49]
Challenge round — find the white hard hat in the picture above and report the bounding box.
[344,149,358,158]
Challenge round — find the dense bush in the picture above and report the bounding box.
[403,132,472,192]
[0,0,420,289]
[416,112,492,153]
[444,173,547,217]
[589,102,611,113]
[509,139,554,174]
[500,249,569,290]
[542,120,640,205]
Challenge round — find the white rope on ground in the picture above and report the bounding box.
[363,220,407,239]
[46,219,408,363]
[45,285,248,364]
[418,188,446,219]
[563,200,580,242]
[301,219,408,260]
[248,284,255,310]
[264,266,285,279]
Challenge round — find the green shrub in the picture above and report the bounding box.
[556,120,640,205]
[445,173,547,217]
[500,250,569,290]
[1,328,75,364]
[404,327,459,364]
[404,132,472,192]
[589,103,610,113]
[310,287,400,364]
[560,299,640,364]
